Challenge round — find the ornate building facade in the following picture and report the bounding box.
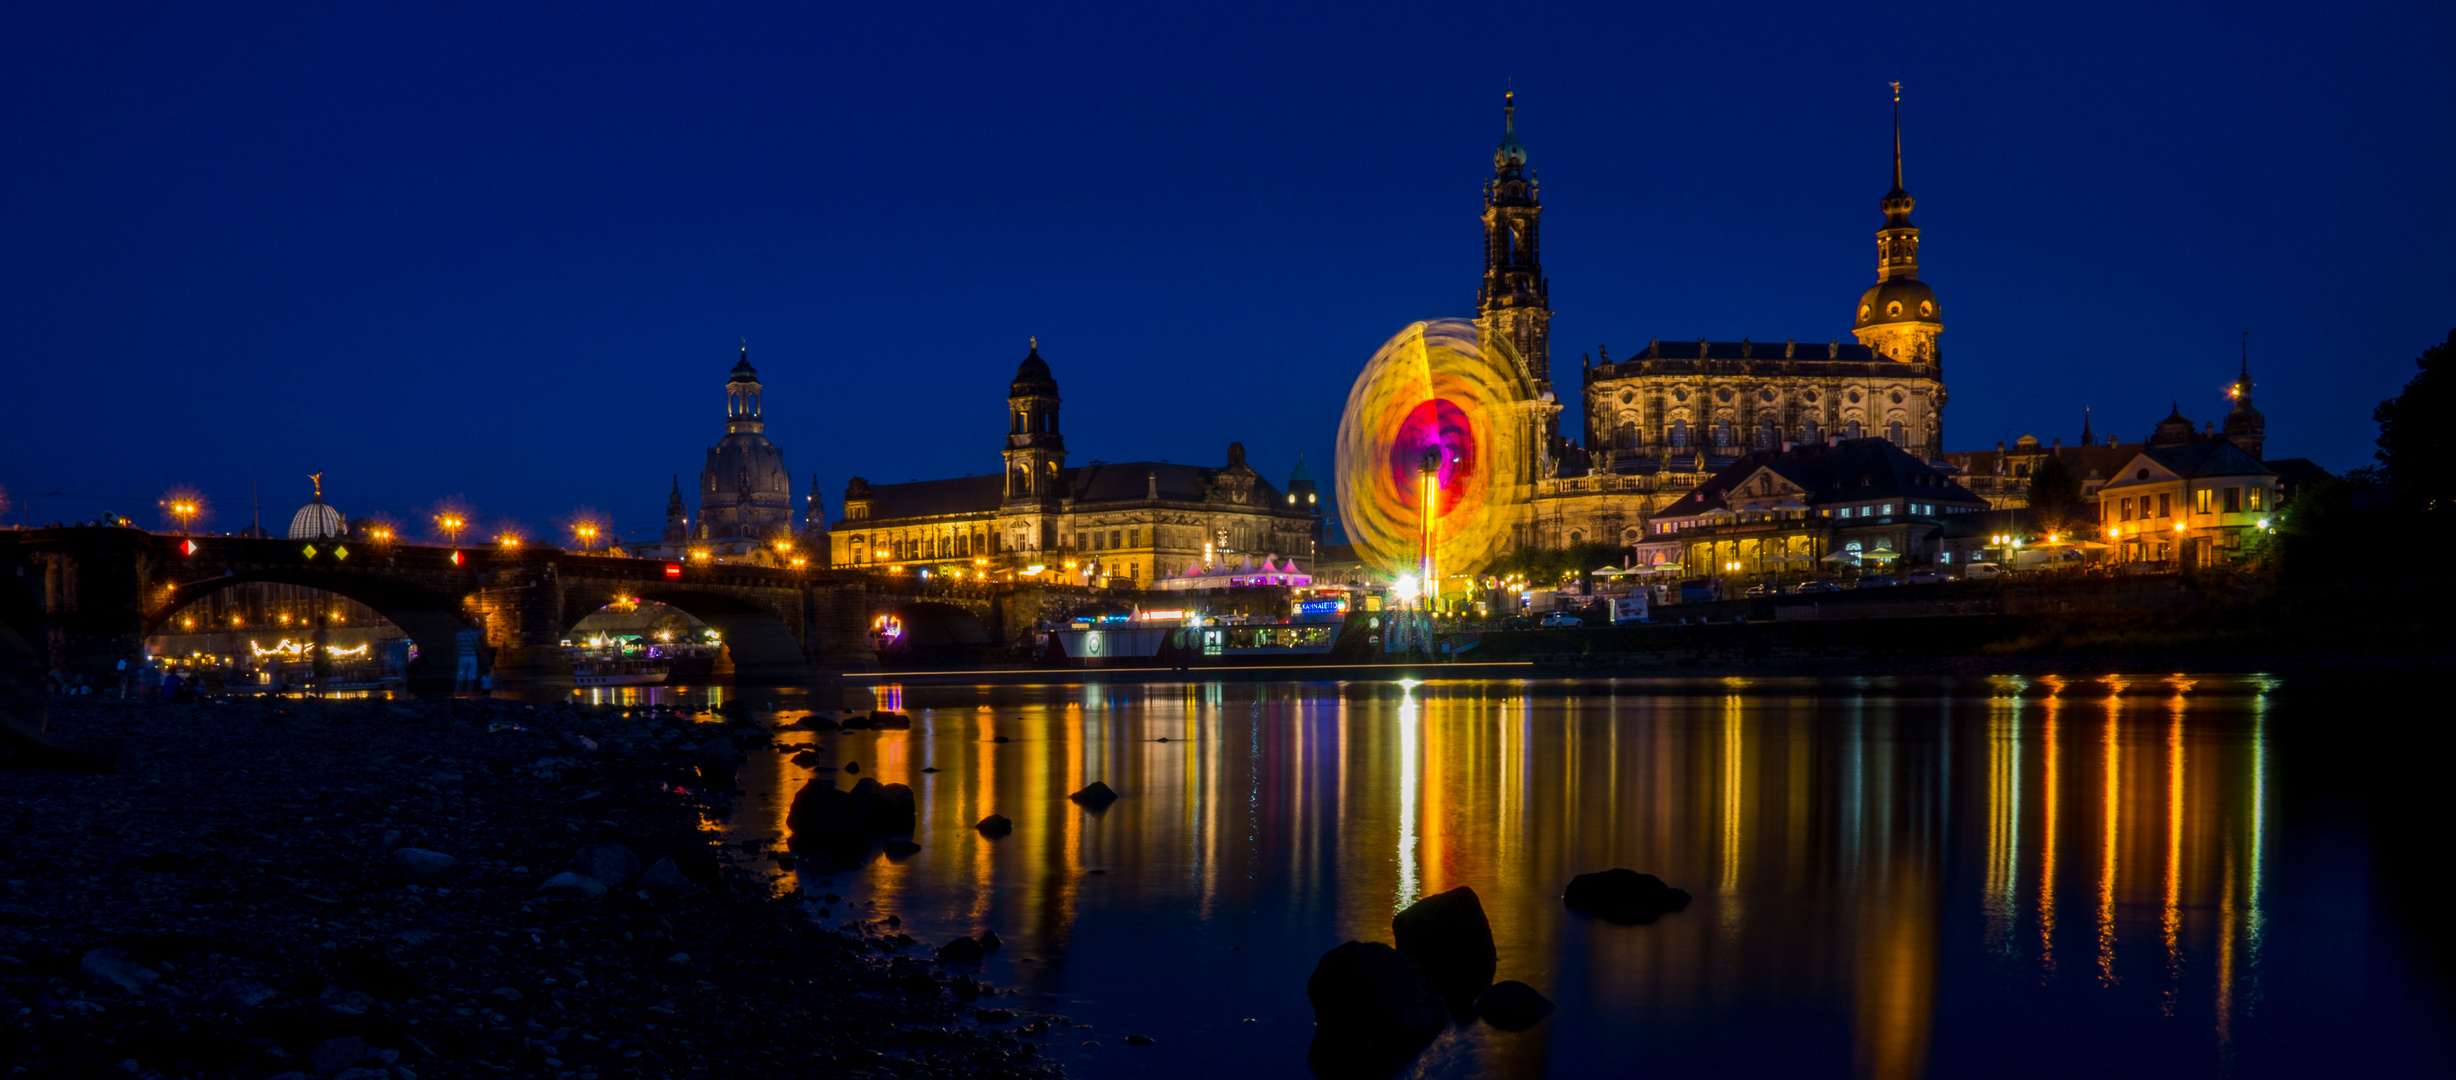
[831,344,1319,587]
[1495,91,1953,550]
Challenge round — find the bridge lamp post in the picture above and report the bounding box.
[573,523,599,552]
[165,498,200,535]
[438,514,467,547]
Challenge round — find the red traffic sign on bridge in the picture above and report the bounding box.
[664,563,683,579]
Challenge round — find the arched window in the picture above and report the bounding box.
[1757,417,1776,448]
[1889,420,1907,446]
[1670,418,1689,447]
[1803,418,1821,443]
[1848,420,1863,440]
[1615,420,1638,450]
[1715,419,1732,447]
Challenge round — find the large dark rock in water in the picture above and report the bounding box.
[1392,886,1496,1005]
[1472,980,1555,1030]
[976,813,1013,837]
[1305,941,1446,1072]
[1068,781,1118,808]
[1562,869,1692,924]
[786,778,918,861]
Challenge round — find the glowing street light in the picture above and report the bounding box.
[572,522,600,551]
[437,513,467,546]
[162,493,203,535]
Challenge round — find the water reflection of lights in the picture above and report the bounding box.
[1395,680,1420,910]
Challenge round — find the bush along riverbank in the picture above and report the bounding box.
[0,694,1066,1080]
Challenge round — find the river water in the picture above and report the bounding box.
[581,674,2451,1078]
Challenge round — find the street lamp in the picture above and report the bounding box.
[573,522,599,551]
[437,513,467,546]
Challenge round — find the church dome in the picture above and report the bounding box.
[2223,400,2265,436]
[729,354,759,384]
[288,499,345,540]
[1010,342,1057,396]
[1494,130,1528,172]
[1853,278,1939,332]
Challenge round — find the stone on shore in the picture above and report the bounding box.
[79,946,159,993]
[536,871,608,900]
[975,813,1012,837]
[202,977,283,1015]
[567,841,643,887]
[1069,781,1118,808]
[1392,885,1497,1004]
[1305,940,1446,1070]
[937,936,985,964]
[390,847,459,885]
[1563,868,1692,924]
[1473,980,1555,1029]
[637,855,696,894]
[309,1035,368,1075]
[979,930,1002,951]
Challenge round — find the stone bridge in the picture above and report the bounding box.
[0,527,875,689]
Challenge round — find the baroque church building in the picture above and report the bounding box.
[1493,90,1953,549]
[635,347,827,565]
[830,343,1320,587]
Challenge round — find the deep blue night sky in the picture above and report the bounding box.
[5,3,2450,541]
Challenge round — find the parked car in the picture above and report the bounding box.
[1795,580,1842,594]
[1500,616,1535,630]
[1905,569,1946,585]
[1855,576,1901,588]
[1962,561,2003,580]
[1539,612,1585,628]
[1745,583,1787,597]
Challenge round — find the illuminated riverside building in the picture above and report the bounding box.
[1646,437,1989,580]
[1492,89,1953,550]
[828,343,1319,587]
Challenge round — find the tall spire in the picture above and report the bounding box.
[2080,407,2094,446]
[2240,330,2251,382]
[1890,81,1904,195]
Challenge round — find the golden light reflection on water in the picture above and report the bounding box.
[728,676,2283,1077]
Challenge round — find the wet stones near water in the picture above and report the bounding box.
[535,871,607,900]
[1392,885,1498,1007]
[1473,980,1556,1030]
[992,735,1012,743]
[1068,781,1118,809]
[790,749,825,768]
[1305,941,1447,1071]
[937,935,986,964]
[389,847,459,885]
[870,710,913,730]
[1124,1034,1155,1046]
[842,760,861,774]
[976,813,1013,837]
[309,1034,368,1074]
[566,840,643,888]
[881,839,921,858]
[979,930,1003,952]
[1562,868,1693,924]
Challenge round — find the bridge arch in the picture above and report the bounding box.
[560,585,812,685]
[143,569,475,689]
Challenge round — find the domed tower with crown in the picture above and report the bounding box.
[1000,339,1067,550]
[2223,332,2266,459]
[692,345,795,545]
[1852,84,1944,370]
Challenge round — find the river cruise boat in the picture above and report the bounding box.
[572,658,669,687]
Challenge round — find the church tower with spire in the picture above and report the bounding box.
[1851,84,1945,368]
[662,476,689,543]
[2223,332,2267,458]
[1000,340,1067,551]
[1476,90,1553,391]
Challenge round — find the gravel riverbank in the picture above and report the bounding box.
[0,694,1066,1080]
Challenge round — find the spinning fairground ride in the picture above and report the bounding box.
[1334,320,1544,650]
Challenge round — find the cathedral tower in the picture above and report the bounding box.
[1851,85,1944,367]
[1476,90,1552,390]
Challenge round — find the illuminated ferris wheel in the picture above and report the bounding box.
[1333,319,1541,592]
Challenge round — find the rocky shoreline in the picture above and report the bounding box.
[0,694,1067,1080]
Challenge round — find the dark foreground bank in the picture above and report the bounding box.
[0,695,1064,1080]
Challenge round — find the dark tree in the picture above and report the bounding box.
[2373,328,2456,521]
[2026,453,2084,514]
